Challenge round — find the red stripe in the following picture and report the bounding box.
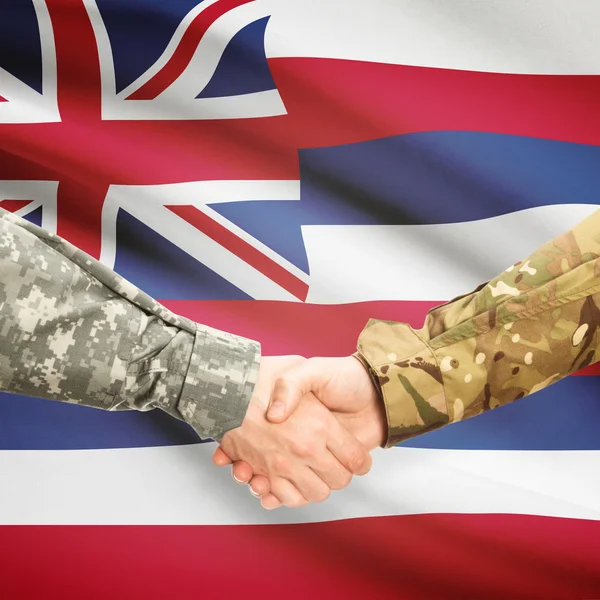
[167,205,309,300]
[2,515,599,600]
[162,299,599,376]
[163,299,435,355]
[270,59,600,148]
[0,200,32,212]
[126,0,254,100]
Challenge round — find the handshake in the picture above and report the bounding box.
[212,355,387,510]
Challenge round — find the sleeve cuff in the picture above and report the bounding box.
[356,319,449,447]
[177,324,261,441]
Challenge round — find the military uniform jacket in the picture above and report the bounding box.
[357,209,600,447]
[0,207,260,441]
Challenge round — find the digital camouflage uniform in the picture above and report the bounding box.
[357,209,600,447]
[0,207,260,441]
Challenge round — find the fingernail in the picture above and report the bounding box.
[249,486,261,498]
[268,401,284,419]
[232,473,244,484]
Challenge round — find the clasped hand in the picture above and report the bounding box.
[212,355,386,510]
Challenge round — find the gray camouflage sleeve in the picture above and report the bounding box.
[0,208,260,441]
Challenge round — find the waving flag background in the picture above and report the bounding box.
[1,0,600,597]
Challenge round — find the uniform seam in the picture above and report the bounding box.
[430,280,600,350]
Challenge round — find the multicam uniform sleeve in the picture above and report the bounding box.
[356,209,600,448]
[0,208,260,441]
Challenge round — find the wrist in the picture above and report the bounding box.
[350,354,387,449]
[363,398,387,450]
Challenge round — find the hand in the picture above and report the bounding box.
[214,355,386,509]
[216,356,373,507]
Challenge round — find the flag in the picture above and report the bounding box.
[1,0,599,598]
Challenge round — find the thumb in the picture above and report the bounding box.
[267,359,325,423]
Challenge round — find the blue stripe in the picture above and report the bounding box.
[0,394,200,450]
[296,131,600,225]
[401,376,600,450]
[0,376,598,450]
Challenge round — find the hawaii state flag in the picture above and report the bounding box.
[0,0,599,598]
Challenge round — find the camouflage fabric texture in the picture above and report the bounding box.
[0,208,260,441]
[357,209,600,447]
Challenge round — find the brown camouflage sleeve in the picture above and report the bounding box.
[0,208,260,441]
[356,209,600,448]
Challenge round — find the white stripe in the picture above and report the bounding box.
[304,204,598,304]
[0,444,598,525]
[263,0,600,74]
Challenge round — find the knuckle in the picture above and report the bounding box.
[312,486,331,503]
[272,378,287,399]
[310,413,326,439]
[291,439,316,458]
[311,420,327,438]
[347,449,367,474]
[270,454,289,473]
[262,495,282,510]
[331,470,352,490]
[277,485,306,508]
[284,494,306,508]
[360,454,373,475]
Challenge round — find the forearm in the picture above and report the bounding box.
[357,209,600,447]
[0,208,260,440]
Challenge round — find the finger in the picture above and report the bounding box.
[212,447,233,467]
[260,493,283,510]
[310,454,353,491]
[267,477,308,509]
[283,467,332,504]
[231,461,254,484]
[268,360,326,423]
[326,420,372,477]
[248,474,271,497]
